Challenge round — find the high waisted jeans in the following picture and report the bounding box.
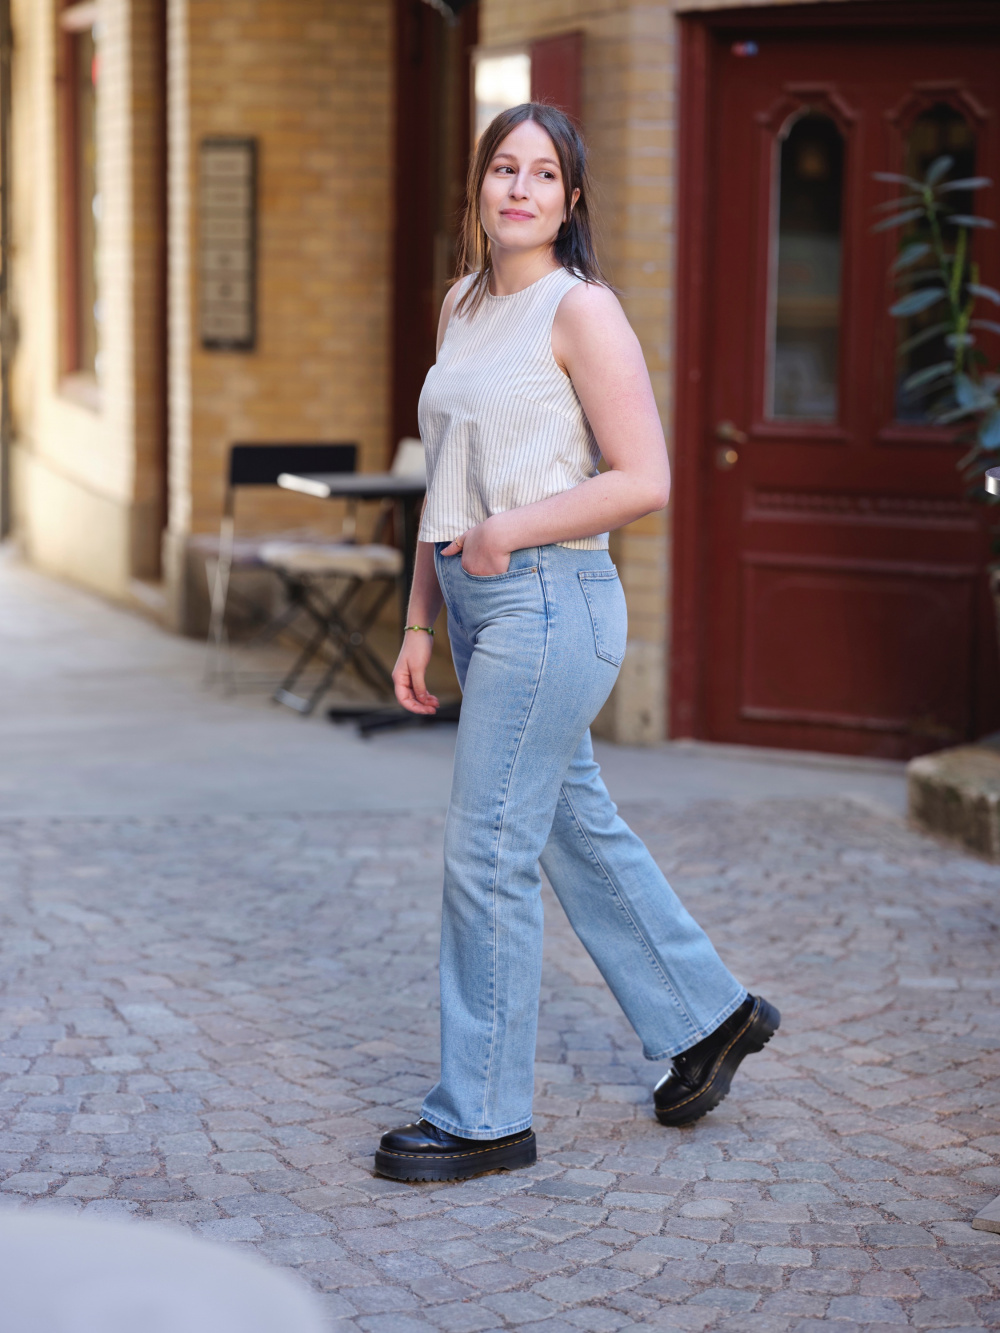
[421,543,746,1139]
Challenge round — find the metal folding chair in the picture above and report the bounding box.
[204,442,357,689]
[261,540,403,713]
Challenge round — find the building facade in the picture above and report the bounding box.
[4,0,998,755]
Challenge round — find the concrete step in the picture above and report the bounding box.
[908,736,1000,861]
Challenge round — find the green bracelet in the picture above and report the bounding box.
[404,624,435,637]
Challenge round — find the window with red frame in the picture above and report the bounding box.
[59,2,100,381]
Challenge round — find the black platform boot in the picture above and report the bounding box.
[375,1119,537,1182]
[654,995,780,1127]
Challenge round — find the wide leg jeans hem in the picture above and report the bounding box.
[641,986,750,1062]
[419,1108,534,1141]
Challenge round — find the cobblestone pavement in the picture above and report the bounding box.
[2,798,1000,1332]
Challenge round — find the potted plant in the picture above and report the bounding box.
[875,156,1000,654]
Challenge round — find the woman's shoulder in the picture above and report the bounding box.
[551,277,637,370]
[557,275,622,315]
[553,278,628,339]
[436,275,477,351]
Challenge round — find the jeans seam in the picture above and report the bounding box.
[478,557,548,1128]
[557,785,699,1043]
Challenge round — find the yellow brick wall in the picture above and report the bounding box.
[166,0,394,562]
[481,0,672,741]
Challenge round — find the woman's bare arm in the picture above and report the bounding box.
[392,498,446,713]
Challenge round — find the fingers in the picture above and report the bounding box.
[409,666,438,713]
[392,665,439,715]
[441,535,465,557]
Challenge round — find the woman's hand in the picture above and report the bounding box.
[441,518,511,576]
[392,632,439,715]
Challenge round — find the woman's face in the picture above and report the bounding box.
[479,119,580,259]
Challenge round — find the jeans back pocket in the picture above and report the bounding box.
[578,570,627,667]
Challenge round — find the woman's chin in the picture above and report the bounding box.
[490,230,557,256]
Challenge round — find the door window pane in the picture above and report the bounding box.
[473,52,530,143]
[895,104,976,423]
[767,113,844,422]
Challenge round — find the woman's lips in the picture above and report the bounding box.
[500,210,534,220]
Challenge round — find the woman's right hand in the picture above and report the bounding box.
[392,631,440,715]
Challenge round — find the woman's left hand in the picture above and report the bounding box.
[441,519,511,576]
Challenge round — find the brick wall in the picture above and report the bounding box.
[481,0,673,741]
[167,0,394,566]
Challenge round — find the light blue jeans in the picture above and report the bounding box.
[421,543,747,1139]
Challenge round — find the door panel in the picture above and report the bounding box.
[694,22,1000,759]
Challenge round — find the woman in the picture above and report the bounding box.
[376,104,778,1184]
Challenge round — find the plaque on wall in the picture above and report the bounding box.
[198,137,256,351]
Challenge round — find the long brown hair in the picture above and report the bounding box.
[454,102,608,317]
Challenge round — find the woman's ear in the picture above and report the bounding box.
[564,186,581,223]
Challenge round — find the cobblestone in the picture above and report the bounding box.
[1,799,1000,1328]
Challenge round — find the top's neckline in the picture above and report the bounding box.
[484,266,567,302]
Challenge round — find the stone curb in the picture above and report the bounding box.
[972,1195,1000,1234]
[907,739,1000,861]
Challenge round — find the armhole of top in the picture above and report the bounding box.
[549,271,584,381]
[439,273,476,351]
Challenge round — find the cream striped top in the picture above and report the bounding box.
[417,266,608,551]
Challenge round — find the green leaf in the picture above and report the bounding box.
[897,321,951,356]
[926,155,955,185]
[872,171,923,188]
[968,283,1000,306]
[971,319,1000,337]
[892,241,932,272]
[874,195,923,212]
[902,361,955,393]
[890,287,947,317]
[980,412,1000,450]
[938,176,993,193]
[894,269,946,289]
[872,208,926,233]
[936,404,976,424]
[953,372,995,411]
[948,214,996,228]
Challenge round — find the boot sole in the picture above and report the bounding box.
[655,996,781,1128]
[374,1131,537,1183]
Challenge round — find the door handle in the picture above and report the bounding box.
[715,420,749,446]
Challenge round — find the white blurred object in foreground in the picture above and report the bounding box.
[0,1212,328,1333]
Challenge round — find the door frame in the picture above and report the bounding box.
[670,0,1000,741]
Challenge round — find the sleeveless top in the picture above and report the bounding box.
[417,266,608,551]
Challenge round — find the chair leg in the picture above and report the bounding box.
[307,578,397,699]
[271,578,355,712]
[204,514,238,693]
[270,573,401,714]
[341,581,397,696]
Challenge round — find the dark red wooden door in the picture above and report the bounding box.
[696,24,1000,759]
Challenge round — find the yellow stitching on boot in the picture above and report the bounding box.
[380,1131,535,1161]
[660,999,764,1114]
